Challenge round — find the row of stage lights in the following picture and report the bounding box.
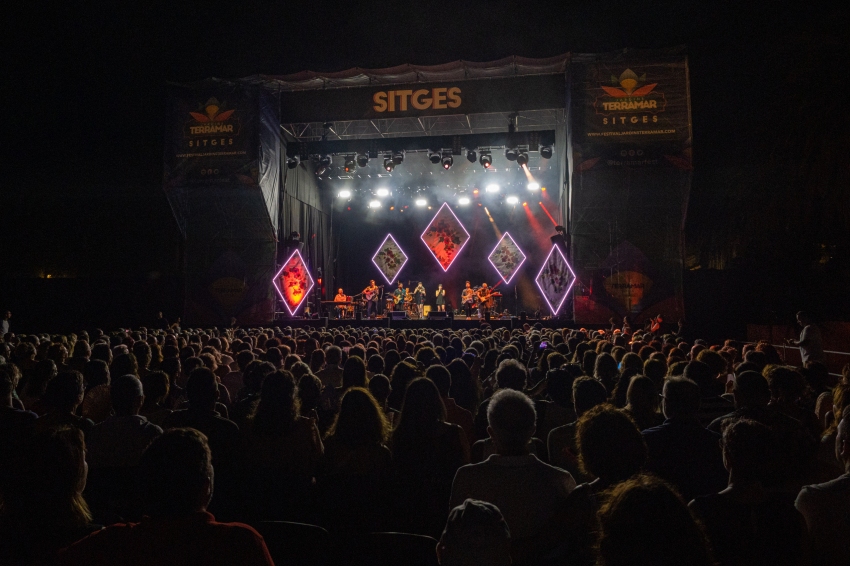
[289,146,554,175]
[338,182,542,209]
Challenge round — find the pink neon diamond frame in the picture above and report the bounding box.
[535,244,577,315]
[421,202,470,271]
[272,249,315,315]
[372,234,408,285]
[488,232,527,284]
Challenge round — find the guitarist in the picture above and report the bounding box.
[476,282,492,318]
[461,281,476,319]
[392,282,406,309]
[362,280,380,318]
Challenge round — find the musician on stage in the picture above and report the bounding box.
[393,282,406,309]
[476,282,492,318]
[413,282,426,318]
[461,281,475,318]
[435,284,446,312]
[362,280,380,318]
[333,288,347,319]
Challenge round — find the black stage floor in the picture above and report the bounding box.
[271,315,575,332]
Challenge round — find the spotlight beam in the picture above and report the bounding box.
[539,202,558,226]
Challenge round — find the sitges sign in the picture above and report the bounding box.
[373,87,462,112]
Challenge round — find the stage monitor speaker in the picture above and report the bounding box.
[389,311,407,320]
[355,312,362,321]
[484,312,491,322]
[519,311,527,322]
[428,312,447,320]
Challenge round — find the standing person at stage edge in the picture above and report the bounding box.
[435,284,446,313]
[363,280,379,318]
[413,282,426,319]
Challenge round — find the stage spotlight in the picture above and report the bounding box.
[516,152,529,167]
[383,157,395,172]
[392,150,405,165]
[458,197,470,205]
[376,188,390,197]
[343,155,356,173]
[506,196,519,205]
[479,153,492,168]
[505,148,518,161]
[356,153,369,167]
[338,190,352,198]
[286,156,300,169]
[315,154,332,175]
[540,145,553,159]
[527,182,540,191]
[466,150,477,163]
[485,184,500,193]
[441,154,453,170]
[415,198,427,207]
[429,151,442,164]
[368,200,381,208]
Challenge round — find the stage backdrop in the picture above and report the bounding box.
[567,48,692,326]
[164,80,280,325]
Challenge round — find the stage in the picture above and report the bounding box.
[270,314,575,332]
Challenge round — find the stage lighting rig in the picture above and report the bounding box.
[458,197,470,205]
[516,151,529,167]
[368,200,381,208]
[505,148,518,161]
[356,153,369,167]
[286,156,300,169]
[383,157,395,172]
[314,154,332,176]
[466,150,477,163]
[485,184,500,193]
[376,188,390,197]
[540,146,553,159]
[527,182,540,191]
[506,196,519,205]
[343,155,356,173]
[429,151,442,164]
[441,154,453,170]
[479,153,492,168]
[338,190,352,198]
[392,150,405,165]
[415,198,427,207]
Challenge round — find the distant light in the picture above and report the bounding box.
[527,182,540,191]
[522,201,528,206]
[338,190,352,198]
[415,199,427,206]
[486,184,500,193]
[541,187,546,191]
[376,188,390,197]
[428,206,432,209]
[368,200,381,208]
[389,206,395,210]
[473,189,479,195]
[442,154,453,170]
[506,196,519,205]
[479,153,492,168]
[458,197,470,205]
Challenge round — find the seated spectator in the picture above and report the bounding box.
[575,404,647,492]
[139,371,172,427]
[59,429,273,566]
[19,358,57,414]
[221,349,254,402]
[241,370,323,520]
[80,359,112,424]
[474,359,528,440]
[642,377,727,501]
[624,375,664,430]
[316,345,343,389]
[437,499,511,566]
[766,365,821,437]
[367,373,398,426]
[795,406,850,566]
[0,427,101,565]
[548,376,608,481]
[86,374,162,468]
[684,360,733,426]
[691,418,807,566]
[427,365,475,446]
[393,377,469,537]
[36,370,94,438]
[0,365,37,486]
[387,360,420,411]
[450,389,575,544]
[317,387,393,532]
[596,474,714,566]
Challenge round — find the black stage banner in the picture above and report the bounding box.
[277,74,566,123]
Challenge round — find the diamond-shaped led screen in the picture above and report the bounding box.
[421,202,470,271]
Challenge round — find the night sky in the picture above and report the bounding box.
[3,2,848,331]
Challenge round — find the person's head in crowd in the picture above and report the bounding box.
[836,406,850,472]
[26,358,58,400]
[596,474,713,566]
[297,373,322,415]
[426,365,453,399]
[683,360,720,397]
[325,345,343,368]
[342,355,367,390]
[731,371,770,409]
[594,352,618,391]
[368,374,392,408]
[250,370,298,436]
[138,428,214,518]
[721,418,775,485]
[643,358,667,391]
[577,405,646,484]
[668,360,688,377]
[573,376,609,418]
[133,342,152,372]
[0,426,92,561]
[696,349,727,379]
[393,377,446,445]
[71,341,90,361]
[111,352,139,378]
[160,356,182,386]
[327,387,390,446]
[307,349,324,374]
[367,354,385,376]
[802,361,829,394]
[185,367,219,411]
[626,375,660,416]
[47,343,69,368]
[289,361,311,381]
[743,350,767,371]
[82,359,110,390]
[437,499,511,566]
[582,350,598,377]
[765,366,806,407]
[487,389,536,456]
[43,371,85,414]
[546,367,575,409]
[111,374,145,417]
[495,359,527,392]
[141,370,170,410]
[90,342,113,366]
[235,349,255,373]
[661,377,701,419]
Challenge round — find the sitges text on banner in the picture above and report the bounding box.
[373,87,462,112]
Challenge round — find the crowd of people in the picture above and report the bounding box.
[0,319,848,565]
